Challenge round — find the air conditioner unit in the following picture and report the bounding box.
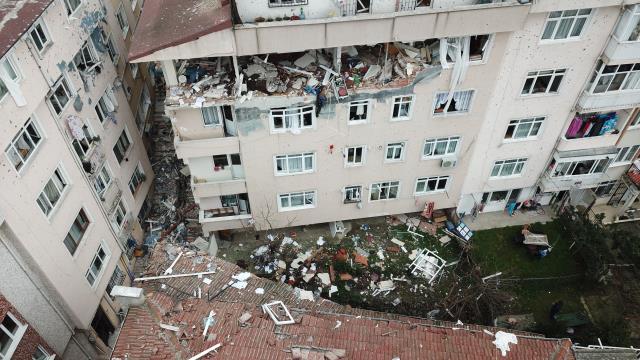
[441,157,457,168]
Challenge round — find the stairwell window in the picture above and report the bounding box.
[111,198,127,230]
[491,158,526,178]
[345,146,365,167]
[116,4,130,37]
[86,242,110,287]
[370,181,400,201]
[344,185,362,203]
[588,60,640,94]
[613,145,640,164]
[0,313,27,359]
[93,165,112,196]
[113,129,132,163]
[275,153,314,175]
[279,191,316,211]
[423,136,459,158]
[505,117,544,140]
[433,90,474,115]
[29,19,51,53]
[614,5,640,42]
[128,163,145,195]
[521,69,565,95]
[5,118,43,171]
[415,176,449,195]
[348,100,371,124]
[270,106,314,133]
[37,167,69,216]
[48,76,73,115]
[385,142,405,162]
[64,209,90,255]
[391,95,414,120]
[64,0,83,15]
[541,9,591,41]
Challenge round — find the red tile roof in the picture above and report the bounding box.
[0,0,54,58]
[128,0,233,62]
[111,246,576,360]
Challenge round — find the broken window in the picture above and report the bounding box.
[64,0,82,15]
[270,105,314,132]
[433,90,474,114]
[468,35,491,62]
[344,185,362,203]
[521,69,565,95]
[64,209,90,255]
[614,145,640,163]
[268,0,308,8]
[5,118,43,171]
[275,153,314,175]
[213,154,229,169]
[391,95,414,120]
[116,4,129,37]
[348,100,370,123]
[439,34,491,67]
[423,136,459,158]
[202,106,222,126]
[71,124,95,158]
[385,142,405,161]
[491,158,527,178]
[48,76,72,115]
[552,158,611,177]
[73,42,98,72]
[128,163,145,195]
[541,9,591,41]
[370,181,400,201]
[111,197,127,230]
[0,53,21,101]
[29,19,51,53]
[415,176,449,194]
[37,167,68,216]
[345,146,365,166]
[95,91,114,124]
[98,28,119,64]
[86,242,110,286]
[221,194,239,208]
[505,117,544,140]
[113,129,131,163]
[593,180,617,197]
[589,60,640,94]
[279,191,316,211]
[93,165,112,196]
[615,5,640,42]
[0,313,26,359]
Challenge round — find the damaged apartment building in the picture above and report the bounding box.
[0,0,155,358]
[127,0,640,245]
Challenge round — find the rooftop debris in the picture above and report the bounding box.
[493,331,518,357]
[262,301,295,325]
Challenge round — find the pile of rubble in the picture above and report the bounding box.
[166,57,237,106]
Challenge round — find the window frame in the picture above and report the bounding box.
[268,0,308,7]
[202,106,224,127]
[613,145,640,165]
[504,117,545,141]
[32,345,51,360]
[48,76,73,116]
[85,241,111,288]
[71,122,96,159]
[93,164,112,196]
[422,136,460,159]
[415,176,450,195]
[588,60,640,94]
[369,181,400,201]
[36,165,70,218]
[269,105,315,133]
[629,109,640,128]
[111,197,127,231]
[521,69,566,95]
[0,52,22,102]
[73,41,98,72]
[551,157,612,178]
[95,91,111,124]
[128,163,145,195]
[278,191,316,212]
[115,3,130,37]
[348,99,372,124]
[385,142,406,162]
[613,5,640,43]
[593,180,617,198]
[28,19,52,54]
[343,185,362,204]
[4,117,44,173]
[63,0,84,16]
[113,128,132,164]
[432,90,475,115]
[344,145,366,167]
[540,8,592,42]
[98,28,120,65]
[490,158,527,178]
[274,152,315,176]
[0,312,27,359]
[64,208,91,256]
[390,95,414,121]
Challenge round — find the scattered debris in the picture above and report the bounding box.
[409,249,446,285]
[134,271,216,282]
[160,324,180,332]
[262,301,295,325]
[493,331,518,357]
[187,343,222,360]
[297,288,315,302]
[255,288,265,295]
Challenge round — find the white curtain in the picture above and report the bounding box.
[452,90,473,112]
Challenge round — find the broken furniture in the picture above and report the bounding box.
[516,226,552,257]
[409,249,446,285]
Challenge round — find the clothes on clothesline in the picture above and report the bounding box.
[565,112,618,139]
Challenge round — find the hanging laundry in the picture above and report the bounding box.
[66,115,86,140]
[565,116,583,138]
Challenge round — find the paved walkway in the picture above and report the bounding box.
[463,206,555,231]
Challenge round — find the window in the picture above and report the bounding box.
[415,176,449,194]
[348,100,371,123]
[588,60,640,94]
[0,313,26,359]
[440,35,491,67]
[71,125,95,159]
[370,181,400,201]
[113,129,131,163]
[541,9,591,41]
[111,198,127,230]
[552,158,611,177]
[116,4,130,37]
[98,28,119,64]
[521,69,565,95]
[504,117,544,140]
[213,154,229,168]
[5,118,43,171]
[130,0,138,11]
[614,145,640,164]
[614,5,640,42]
[64,0,83,15]
[268,0,307,7]
[64,209,90,255]
[279,191,316,211]
[29,19,51,53]
[95,92,112,124]
[106,266,125,296]
[32,345,50,360]
[270,106,314,132]
[593,180,617,197]
[37,167,68,216]
[385,142,406,162]
[0,54,21,101]
[343,185,362,203]
[345,146,365,166]
[202,106,223,126]
[129,63,138,78]
[93,165,112,196]
[86,243,110,286]
[630,110,640,127]
[136,86,151,132]
[48,77,72,115]
[391,95,413,120]
[423,137,459,158]
[221,194,239,208]
[433,90,474,114]
[128,164,145,195]
[73,42,98,72]
[275,153,314,175]
[490,158,527,178]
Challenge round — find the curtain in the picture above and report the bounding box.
[433,92,448,111]
[555,18,572,39]
[452,90,473,112]
[289,157,302,172]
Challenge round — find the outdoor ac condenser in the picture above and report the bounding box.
[441,156,457,168]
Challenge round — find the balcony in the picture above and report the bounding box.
[577,91,640,112]
[200,197,252,232]
[191,176,247,199]
[174,136,240,160]
[557,109,631,152]
[604,36,640,64]
[539,149,618,192]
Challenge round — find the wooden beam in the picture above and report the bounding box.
[133,271,216,282]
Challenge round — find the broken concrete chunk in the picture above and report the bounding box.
[297,288,315,302]
[317,273,331,286]
[363,65,381,81]
[294,53,316,68]
[238,312,252,324]
[278,260,287,269]
[390,238,405,247]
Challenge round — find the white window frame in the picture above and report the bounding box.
[490,158,527,178]
[115,4,130,37]
[432,90,474,115]
[391,95,414,121]
[440,35,493,68]
[4,117,44,172]
[415,176,450,195]
[588,60,640,94]
[71,122,96,159]
[85,241,111,288]
[73,41,98,72]
[274,152,315,176]
[551,157,612,178]
[64,208,91,256]
[28,19,52,54]
[98,28,120,65]
[128,163,145,195]
[613,145,640,165]
[32,345,51,360]
[130,0,138,11]
[278,191,316,211]
[593,180,617,197]
[270,105,315,133]
[344,145,366,167]
[64,0,84,16]
[202,106,223,127]
[422,136,460,159]
[343,185,362,203]
[613,5,640,43]
[385,142,406,162]
[504,117,545,141]
[521,69,566,95]
[0,52,22,102]
[541,8,592,42]
[348,99,372,124]
[111,197,127,230]
[129,63,139,78]
[93,164,112,196]
[48,76,73,116]
[95,91,111,124]
[369,181,400,201]
[630,110,640,128]
[36,165,70,217]
[113,128,132,164]
[0,312,28,360]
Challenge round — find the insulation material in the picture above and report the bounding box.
[493,331,518,357]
